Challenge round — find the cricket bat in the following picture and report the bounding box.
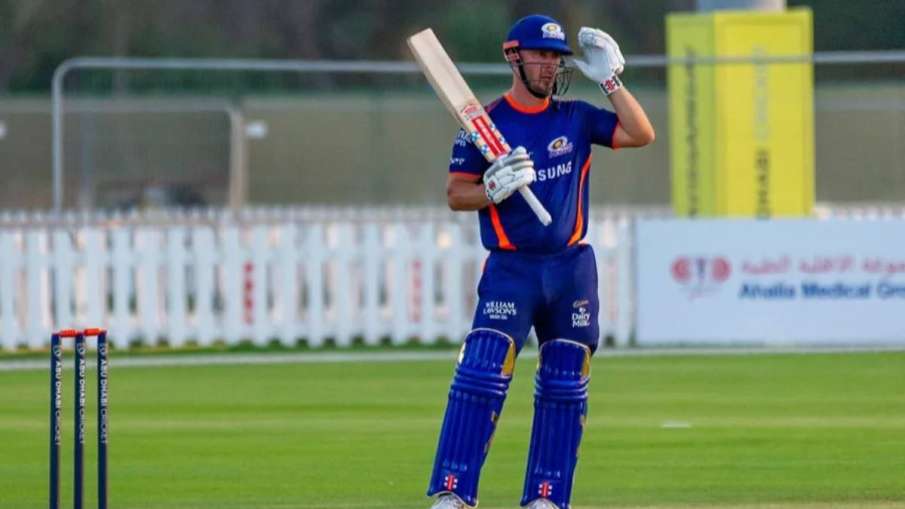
[407,28,553,226]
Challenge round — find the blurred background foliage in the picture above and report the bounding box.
[2,0,904,93]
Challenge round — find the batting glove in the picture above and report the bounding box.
[572,27,626,96]
[483,146,536,205]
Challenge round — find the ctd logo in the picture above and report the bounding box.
[671,256,731,299]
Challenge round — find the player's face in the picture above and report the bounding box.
[519,49,563,97]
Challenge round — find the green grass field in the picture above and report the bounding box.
[2,350,904,509]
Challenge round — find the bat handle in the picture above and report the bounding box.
[518,187,552,226]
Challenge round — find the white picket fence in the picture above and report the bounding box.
[0,208,637,350]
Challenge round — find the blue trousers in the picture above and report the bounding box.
[472,244,600,352]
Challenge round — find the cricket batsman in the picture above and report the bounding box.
[426,14,655,509]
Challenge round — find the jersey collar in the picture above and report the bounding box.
[504,92,551,114]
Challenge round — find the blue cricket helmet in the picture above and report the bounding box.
[503,14,572,55]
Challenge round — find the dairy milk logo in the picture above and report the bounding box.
[571,300,591,328]
[671,256,732,299]
[547,136,574,158]
[483,300,517,320]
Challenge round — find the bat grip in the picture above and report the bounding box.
[519,187,552,226]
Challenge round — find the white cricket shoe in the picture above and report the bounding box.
[524,498,560,509]
[430,493,467,509]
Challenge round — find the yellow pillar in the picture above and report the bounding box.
[667,8,814,217]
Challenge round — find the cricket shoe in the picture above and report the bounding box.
[430,493,467,509]
[524,498,560,509]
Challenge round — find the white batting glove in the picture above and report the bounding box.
[483,146,536,205]
[572,27,626,96]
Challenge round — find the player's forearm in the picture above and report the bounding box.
[608,88,655,145]
[447,179,491,211]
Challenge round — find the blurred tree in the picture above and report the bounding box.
[0,0,901,93]
[788,0,905,51]
[438,0,510,61]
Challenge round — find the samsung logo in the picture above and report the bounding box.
[536,161,572,182]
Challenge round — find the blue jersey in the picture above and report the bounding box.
[449,93,619,254]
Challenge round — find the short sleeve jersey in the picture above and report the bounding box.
[449,93,619,254]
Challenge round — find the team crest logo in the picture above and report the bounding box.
[541,23,565,41]
[547,136,574,158]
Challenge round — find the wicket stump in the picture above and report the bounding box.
[49,328,109,509]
